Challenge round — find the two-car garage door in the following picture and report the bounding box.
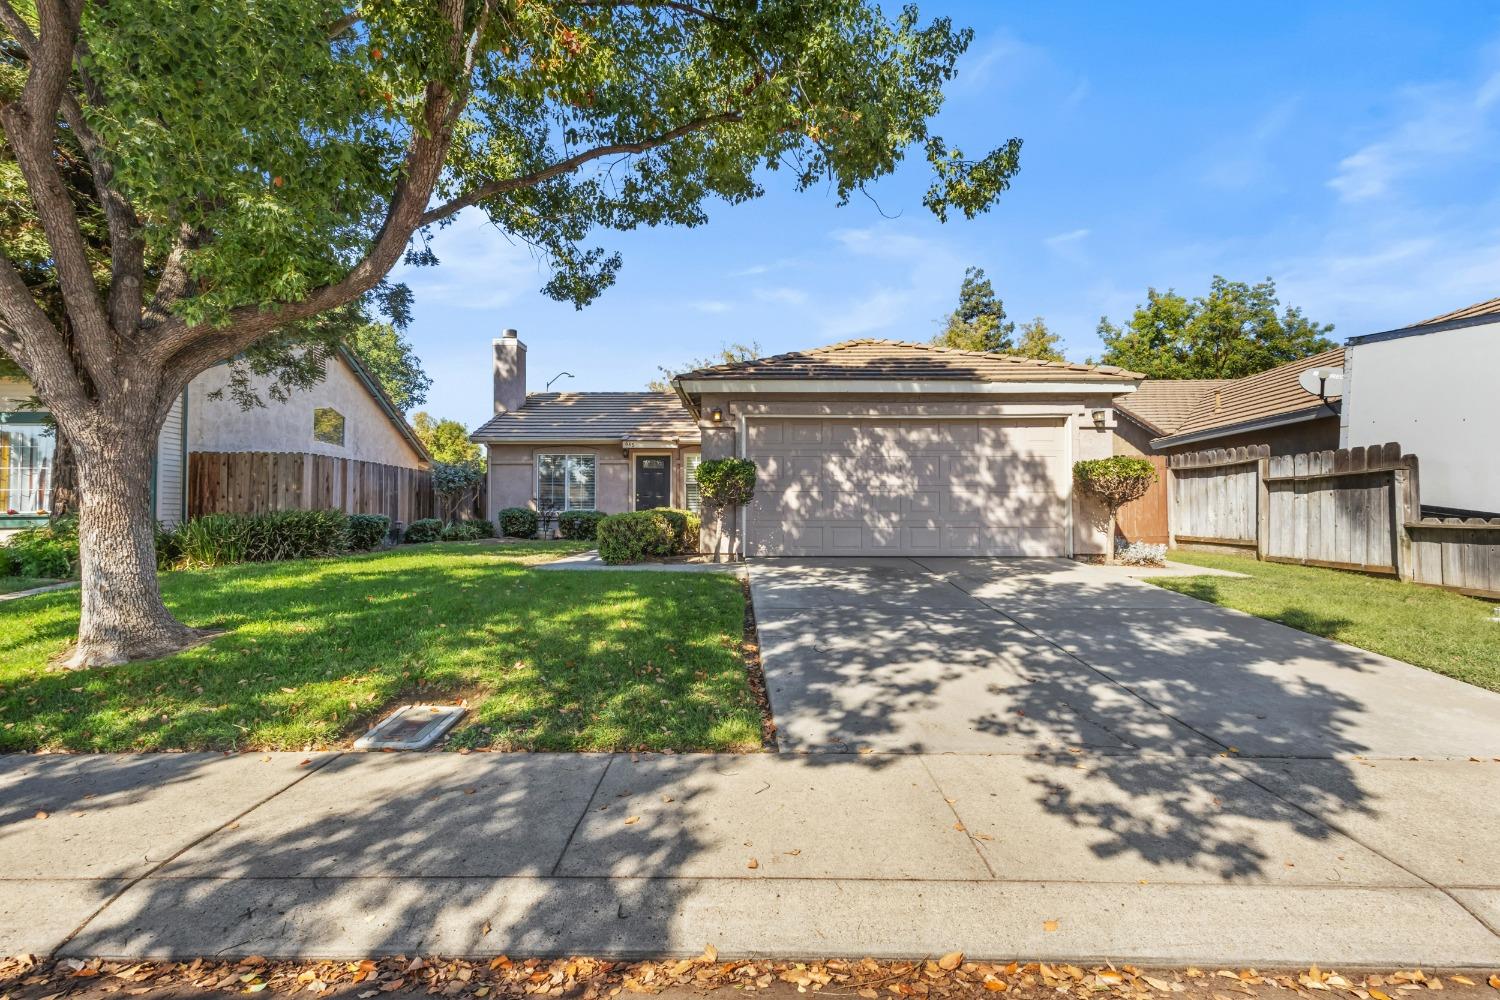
[743,417,1070,557]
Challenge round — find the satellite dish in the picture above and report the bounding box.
[1297,366,1344,397]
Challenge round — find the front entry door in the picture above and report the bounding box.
[634,455,671,510]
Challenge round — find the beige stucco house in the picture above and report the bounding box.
[474,332,1144,557]
[1,346,427,534]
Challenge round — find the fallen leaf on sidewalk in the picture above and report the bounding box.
[747,858,759,869]
[33,811,47,820]
[624,816,640,825]
[1042,920,1059,933]
[1487,975,1500,990]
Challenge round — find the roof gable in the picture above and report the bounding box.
[1114,379,1227,436]
[674,338,1144,383]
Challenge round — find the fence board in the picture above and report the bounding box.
[188,451,447,528]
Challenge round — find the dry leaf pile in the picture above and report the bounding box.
[2,952,1496,1000]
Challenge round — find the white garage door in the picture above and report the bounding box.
[744,417,1070,557]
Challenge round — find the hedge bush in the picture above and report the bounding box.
[656,507,701,554]
[173,509,350,567]
[498,506,539,538]
[403,518,443,543]
[597,510,676,564]
[347,514,391,551]
[558,509,606,541]
[4,517,80,578]
[696,458,756,508]
[440,518,495,541]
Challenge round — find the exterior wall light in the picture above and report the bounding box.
[1091,409,1107,428]
[710,407,724,423]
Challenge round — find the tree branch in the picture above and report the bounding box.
[0,248,90,412]
[419,111,741,226]
[554,0,727,24]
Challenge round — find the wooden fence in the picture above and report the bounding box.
[1169,441,1500,599]
[1115,453,1170,545]
[188,451,442,527]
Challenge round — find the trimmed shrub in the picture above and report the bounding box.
[696,458,756,508]
[655,507,701,554]
[403,518,443,543]
[347,514,391,551]
[5,517,79,578]
[498,506,539,539]
[1073,456,1158,564]
[440,518,494,542]
[597,510,675,564]
[174,509,349,567]
[558,509,606,541]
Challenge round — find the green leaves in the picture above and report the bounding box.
[1097,277,1335,379]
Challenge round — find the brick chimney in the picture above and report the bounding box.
[493,328,526,414]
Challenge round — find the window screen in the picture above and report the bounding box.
[537,454,596,511]
[684,453,702,513]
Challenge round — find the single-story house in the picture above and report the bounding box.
[0,346,427,535]
[474,331,1144,557]
[1340,295,1499,517]
[1113,347,1345,459]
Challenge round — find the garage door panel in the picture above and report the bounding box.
[745,417,1069,557]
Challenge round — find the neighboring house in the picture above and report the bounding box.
[474,333,1142,557]
[0,346,427,536]
[472,331,704,518]
[1113,348,1345,459]
[1340,296,1499,517]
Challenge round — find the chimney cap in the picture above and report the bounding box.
[501,328,519,340]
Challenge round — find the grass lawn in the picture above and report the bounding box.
[0,542,763,752]
[0,576,61,595]
[1151,551,1500,692]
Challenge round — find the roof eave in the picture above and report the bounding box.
[674,377,1140,395]
[1346,310,1500,347]
[1150,403,1339,450]
[336,346,431,466]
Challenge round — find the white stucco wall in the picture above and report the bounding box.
[1340,318,1500,514]
[189,355,424,468]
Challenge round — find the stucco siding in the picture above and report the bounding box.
[188,355,423,468]
[485,442,697,521]
[1342,320,1499,514]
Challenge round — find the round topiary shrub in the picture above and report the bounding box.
[596,510,675,564]
[403,517,443,544]
[498,506,539,538]
[1073,456,1158,564]
[695,458,756,508]
[558,509,607,541]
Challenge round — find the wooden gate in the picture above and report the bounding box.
[1114,454,1170,545]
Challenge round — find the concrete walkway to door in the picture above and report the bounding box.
[3,557,1500,967]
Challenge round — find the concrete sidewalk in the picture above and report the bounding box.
[4,749,1498,967]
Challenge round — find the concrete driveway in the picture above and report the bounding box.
[749,556,1500,758]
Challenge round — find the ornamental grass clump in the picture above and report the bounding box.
[1072,457,1158,565]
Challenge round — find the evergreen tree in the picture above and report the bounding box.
[934,267,1015,352]
[1014,317,1066,361]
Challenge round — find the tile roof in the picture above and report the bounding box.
[470,392,699,443]
[1155,348,1345,444]
[1414,295,1500,327]
[1113,379,1228,436]
[674,338,1145,383]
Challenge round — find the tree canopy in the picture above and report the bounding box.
[932,266,1013,352]
[1013,316,1065,361]
[347,322,431,411]
[647,341,762,392]
[1096,277,1334,379]
[411,411,481,465]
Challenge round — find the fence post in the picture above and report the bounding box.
[1255,456,1270,561]
[1391,464,1414,582]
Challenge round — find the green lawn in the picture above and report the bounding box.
[1151,551,1500,692]
[0,542,763,753]
[0,576,61,595]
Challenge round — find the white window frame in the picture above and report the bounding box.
[536,453,597,511]
[684,451,703,514]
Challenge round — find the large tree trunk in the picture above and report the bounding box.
[58,426,201,669]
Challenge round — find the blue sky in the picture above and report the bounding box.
[396,2,1500,429]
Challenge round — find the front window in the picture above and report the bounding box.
[685,452,702,513]
[0,416,55,515]
[537,453,596,511]
[313,407,345,446]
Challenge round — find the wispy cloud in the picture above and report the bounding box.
[396,210,542,310]
[1045,228,1090,249]
[689,299,733,314]
[817,223,965,339]
[1200,97,1301,191]
[754,287,809,306]
[1328,67,1500,203]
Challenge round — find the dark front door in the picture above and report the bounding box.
[634,455,671,510]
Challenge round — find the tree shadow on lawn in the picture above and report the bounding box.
[15,557,1500,960]
[1163,577,1356,640]
[0,546,758,753]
